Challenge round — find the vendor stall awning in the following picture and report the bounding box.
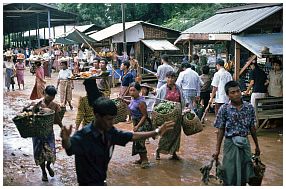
[141,40,179,51]
[232,33,283,58]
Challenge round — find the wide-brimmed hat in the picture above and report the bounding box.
[32,57,44,63]
[4,51,13,57]
[58,57,71,62]
[260,46,271,54]
[141,83,154,91]
[17,53,25,60]
[72,51,78,54]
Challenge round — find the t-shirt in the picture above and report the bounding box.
[156,63,174,82]
[211,68,233,103]
[58,69,72,80]
[249,67,267,93]
[66,123,133,185]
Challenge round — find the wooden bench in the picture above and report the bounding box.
[255,97,283,131]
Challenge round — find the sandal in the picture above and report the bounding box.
[140,161,150,169]
[170,154,180,160]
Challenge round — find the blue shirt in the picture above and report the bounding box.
[214,101,256,137]
[128,96,145,119]
[66,123,133,185]
[121,71,134,87]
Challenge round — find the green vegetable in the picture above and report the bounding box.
[154,101,175,114]
[186,112,195,120]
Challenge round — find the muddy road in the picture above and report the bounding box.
[3,70,283,186]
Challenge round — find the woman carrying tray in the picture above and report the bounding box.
[56,58,74,110]
[30,58,46,100]
[32,85,63,182]
[122,82,153,168]
[155,71,185,160]
[75,79,103,131]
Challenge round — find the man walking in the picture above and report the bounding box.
[176,62,200,110]
[245,60,268,108]
[213,81,260,186]
[156,54,174,91]
[209,58,233,115]
[61,97,174,186]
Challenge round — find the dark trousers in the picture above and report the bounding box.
[200,91,210,112]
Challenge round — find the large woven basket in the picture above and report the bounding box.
[152,102,181,127]
[112,98,128,124]
[12,110,55,138]
[182,112,203,136]
[59,106,66,121]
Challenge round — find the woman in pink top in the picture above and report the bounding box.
[30,60,46,100]
[15,53,26,90]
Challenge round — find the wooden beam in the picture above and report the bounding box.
[234,41,240,81]
[239,55,257,76]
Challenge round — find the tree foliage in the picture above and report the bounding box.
[57,3,247,31]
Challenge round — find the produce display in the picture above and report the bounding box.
[154,101,175,114]
[69,71,109,80]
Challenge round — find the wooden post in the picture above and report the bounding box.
[234,41,241,81]
[37,14,40,48]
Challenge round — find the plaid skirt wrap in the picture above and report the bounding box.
[132,117,153,156]
[152,102,181,127]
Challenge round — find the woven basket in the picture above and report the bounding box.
[59,106,66,121]
[112,98,128,124]
[152,102,181,127]
[12,110,55,138]
[182,112,203,136]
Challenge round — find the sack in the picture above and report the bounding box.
[248,155,266,186]
[182,112,203,136]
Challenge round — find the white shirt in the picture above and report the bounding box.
[156,63,174,82]
[58,69,72,80]
[176,68,201,96]
[211,68,233,103]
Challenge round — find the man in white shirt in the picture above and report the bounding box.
[156,54,174,90]
[209,58,233,115]
[176,63,200,110]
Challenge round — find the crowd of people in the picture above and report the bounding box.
[3,46,283,186]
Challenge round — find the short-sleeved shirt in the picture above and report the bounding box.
[214,101,256,137]
[58,69,72,80]
[66,123,133,185]
[211,68,233,103]
[249,67,267,93]
[121,71,134,87]
[156,63,174,82]
[268,70,283,97]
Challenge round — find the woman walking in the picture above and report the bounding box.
[4,51,15,91]
[32,85,63,182]
[56,58,74,110]
[155,71,185,160]
[123,82,153,168]
[30,59,46,100]
[15,53,26,90]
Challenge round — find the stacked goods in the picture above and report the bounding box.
[182,112,203,136]
[111,98,128,124]
[152,101,181,127]
[12,108,55,138]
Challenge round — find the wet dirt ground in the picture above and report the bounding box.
[3,69,283,186]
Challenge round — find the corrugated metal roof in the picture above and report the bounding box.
[232,33,282,58]
[141,40,179,51]
[89,21,142,41]
[216,3,282,14]
[89,21,179,42]
[182,5,282,34]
